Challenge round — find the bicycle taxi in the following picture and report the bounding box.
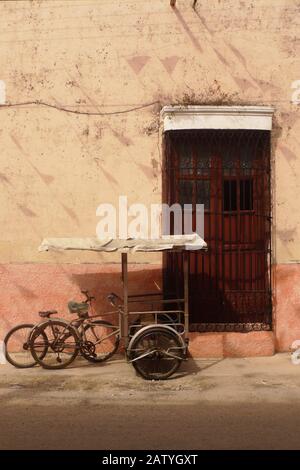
[39,234,207,380]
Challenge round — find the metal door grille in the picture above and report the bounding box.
[163,129,272,332]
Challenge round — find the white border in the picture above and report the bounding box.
[161,105,274,131]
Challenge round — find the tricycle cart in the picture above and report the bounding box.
[39,234,207,379]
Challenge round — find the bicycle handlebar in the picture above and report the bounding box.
[81,290,95,303]
[107,292,123,307]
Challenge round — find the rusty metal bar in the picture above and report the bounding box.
[183,252,189,337]
[121,252,128,344]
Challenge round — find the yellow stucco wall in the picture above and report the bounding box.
[0,0,299,264]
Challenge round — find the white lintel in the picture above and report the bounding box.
[161,105,275,131]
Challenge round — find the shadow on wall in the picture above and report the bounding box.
[1,265,206,373]
[0,265,162,338]
[71,269,164,325]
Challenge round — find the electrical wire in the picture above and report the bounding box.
[0,100,160,116]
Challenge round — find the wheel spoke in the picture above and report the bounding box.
[129,348,157,362]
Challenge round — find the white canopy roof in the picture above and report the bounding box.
[39,234,207,253]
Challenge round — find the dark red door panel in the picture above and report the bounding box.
[163,129,272,332]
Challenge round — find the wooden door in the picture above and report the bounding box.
[163,129,272,332]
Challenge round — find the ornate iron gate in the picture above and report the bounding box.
[163,129,272,332]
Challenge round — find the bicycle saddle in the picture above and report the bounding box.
[68,301,88,314]
[39,310,58,318]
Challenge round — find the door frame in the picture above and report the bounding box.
[160,105,275,332]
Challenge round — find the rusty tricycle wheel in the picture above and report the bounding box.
[127,324,186,380]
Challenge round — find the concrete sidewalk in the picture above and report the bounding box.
[1,353,300,449]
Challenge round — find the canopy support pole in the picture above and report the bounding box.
[183,252,189,338]
[122,252,129,345]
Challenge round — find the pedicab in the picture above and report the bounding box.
[39,234,207,380]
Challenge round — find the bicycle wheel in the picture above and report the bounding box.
[127,325,185,380]
[81,320,120,362]
[30,319,79,369]
[4,323,47,369]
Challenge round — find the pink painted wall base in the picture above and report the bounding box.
[188,331,274,357]
[274,263,300,352]
[0,262,298,357]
